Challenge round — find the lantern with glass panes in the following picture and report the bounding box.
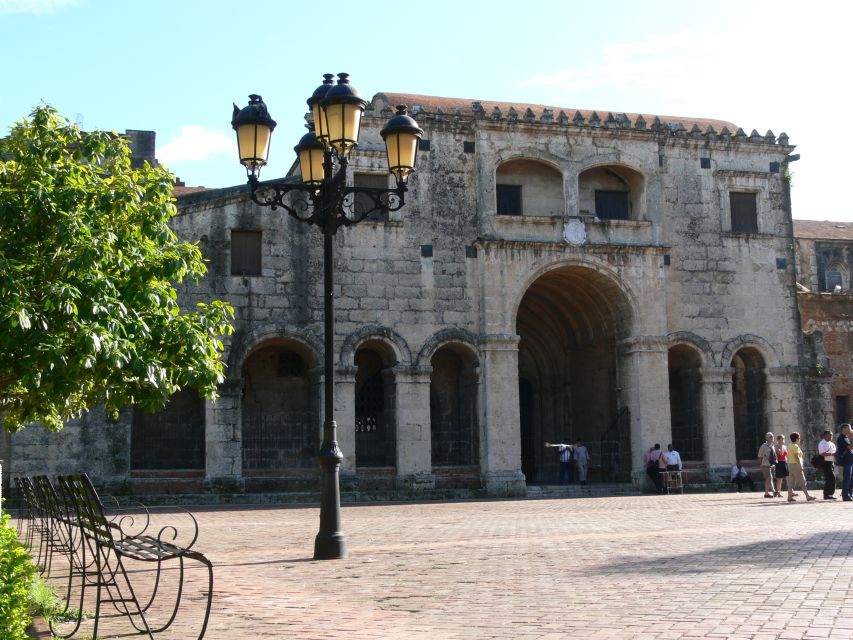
[231,73,423,229]
[231,74,423,561]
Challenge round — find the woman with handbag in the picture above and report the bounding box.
[774,434,793,501]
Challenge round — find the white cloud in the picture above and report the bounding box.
[0,0,81,14]
[158,126,235,163]
[515,24,853,220]
[518,31,762,100]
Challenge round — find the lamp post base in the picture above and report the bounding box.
[314,532,348,560]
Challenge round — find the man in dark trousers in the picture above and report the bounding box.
[545,441,574,484]
[837,424,853,501]
[818,430,838,500]
[646,444,665,494]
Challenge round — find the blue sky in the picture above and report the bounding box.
[1,0,849,221]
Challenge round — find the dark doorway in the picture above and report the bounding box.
[516,266,632,483]
[131,389,205,470]
[241,344,317,471]
[668,345,704,461]
[519,378,535,481]
[430,346,479,466]
[355,346,396,468]
[732,348,767,462]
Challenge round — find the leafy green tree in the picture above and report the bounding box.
[0,106,233,433]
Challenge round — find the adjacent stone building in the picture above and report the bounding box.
[3,92,833,496]
[794,220,853,426]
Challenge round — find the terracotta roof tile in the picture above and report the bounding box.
[373,92,739,133]
[793,219,853,241]
[173,185,211,197]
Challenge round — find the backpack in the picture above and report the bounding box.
[767,445,777,465]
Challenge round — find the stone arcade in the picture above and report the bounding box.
[1,93,833,496]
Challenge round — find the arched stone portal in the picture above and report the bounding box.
[241,342,318,474]
[668,345,704,462]
[354,342,397,469]
[430,345,479,467]
[732,347,768,462]
[516,265,633,483]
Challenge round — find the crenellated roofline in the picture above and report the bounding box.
[369,92,792,148]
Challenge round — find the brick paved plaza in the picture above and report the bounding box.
[29,492,853,639]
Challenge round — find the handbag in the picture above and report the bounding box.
[811,454,824,468]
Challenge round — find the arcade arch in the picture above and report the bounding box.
[495,159,564,217]
[354,340,398,468]
[578,164,645,220]
[668,344,704,461]
[430,343,479,467]
[241,340,319,472]
[732,347,768,462]
[515,264,633,483]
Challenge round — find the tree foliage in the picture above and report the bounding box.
[0,106,233,432]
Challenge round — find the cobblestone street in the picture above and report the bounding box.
[30,492,853,639]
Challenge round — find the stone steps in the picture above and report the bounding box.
[114,483,642,507]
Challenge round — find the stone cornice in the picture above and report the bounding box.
[479,334,521,350]
[698,367,736,384]
[474,237,668,255]
[618,335,669,353]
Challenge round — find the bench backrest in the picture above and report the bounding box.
[57,474,115,548]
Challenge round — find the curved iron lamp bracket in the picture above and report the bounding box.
[248,172,407,234]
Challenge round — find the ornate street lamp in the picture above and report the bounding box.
[232,73,423,560]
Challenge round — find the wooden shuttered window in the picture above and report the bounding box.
[730,192,758,233]
[231,230,262,276]
[496,184,522,215]
[595,190,630,220]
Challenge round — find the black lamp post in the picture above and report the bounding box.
[232,73,423,560]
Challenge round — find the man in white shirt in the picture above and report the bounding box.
[730,461,754,492]
[818,430,837,500]
[665,444,682,471]
[545,441,573,484]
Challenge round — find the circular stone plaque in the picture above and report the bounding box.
[563,219,587,246]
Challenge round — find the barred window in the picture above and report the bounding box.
[730,192,758,233]
[231,230,262,276]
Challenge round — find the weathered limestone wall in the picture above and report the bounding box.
[800,293,853,425]
[4,93,819,495]
[8,407,132,489]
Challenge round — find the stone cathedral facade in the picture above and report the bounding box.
[2,93,833,496]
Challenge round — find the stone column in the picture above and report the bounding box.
[699,367,736,481]
[618,336,672,482]
[479,334,526,496]
[204,378,244,492]
[394,365,435,490]
[766,366,806,439]
[334,365,357,478]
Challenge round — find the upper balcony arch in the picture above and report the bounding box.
[494,157,565,218]
[577,162,646,221]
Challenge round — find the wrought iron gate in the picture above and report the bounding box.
[242,411,317,471]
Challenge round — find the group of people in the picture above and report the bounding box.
[643,444,683,494]
[544,441,591,485]
[548,425,853,499]
[745,424,853,501]
[755,431,817,501]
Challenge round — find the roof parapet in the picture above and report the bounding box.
[368,93,795,146]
